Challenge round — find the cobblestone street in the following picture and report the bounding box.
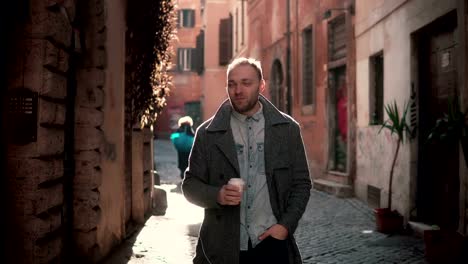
[103,139,427,264]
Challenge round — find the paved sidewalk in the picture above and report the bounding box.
[296,191,426,264]
[103,139,427,264]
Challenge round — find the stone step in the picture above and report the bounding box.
[313,179,353,198]
[407,221,439,238]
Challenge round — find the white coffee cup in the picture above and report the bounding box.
[228,178,245,192]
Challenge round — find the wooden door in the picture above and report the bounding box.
[417,11,459,230]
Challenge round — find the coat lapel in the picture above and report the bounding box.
[207,100,240,175]
[261,96,290,174]
[264,124,284,174]
[215,130,240,175]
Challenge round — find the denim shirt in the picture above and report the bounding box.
[230,103,277,250]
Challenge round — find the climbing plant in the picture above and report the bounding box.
[126,0,177,127]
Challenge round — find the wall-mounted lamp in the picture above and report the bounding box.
[323,4,355,20]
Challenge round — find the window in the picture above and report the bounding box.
[178,9,195,28]
[178,48,195,71]
[178,45,203,73]
[302,26,315,109]
[219,15,233,66]
[369,52,384,125]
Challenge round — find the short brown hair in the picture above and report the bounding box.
[226,57,264,81]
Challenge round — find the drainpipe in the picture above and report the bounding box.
[63,5,81,260]
[295,0,299,110]
[286,0,292,115]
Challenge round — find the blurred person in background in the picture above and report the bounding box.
[170,116,195,192]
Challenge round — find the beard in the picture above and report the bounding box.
[231,95,259,114]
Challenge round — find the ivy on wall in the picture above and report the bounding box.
[126,0,177,127]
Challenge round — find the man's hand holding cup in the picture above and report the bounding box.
[217,178,245,206]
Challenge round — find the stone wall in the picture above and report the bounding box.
[5,0,76,262]
[143,127,154,215]
[73,0,106,260]
[4,0,156,262]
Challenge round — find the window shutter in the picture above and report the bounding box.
[190,48,197,71]
[194,30,205,74]
[189,9,195,27]
[177,48,182,71]
[328,15,347,62]
[177,10,181,28]
[219,15,232,66]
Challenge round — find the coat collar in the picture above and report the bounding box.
[206,95,291,176]
[206,95,289,132]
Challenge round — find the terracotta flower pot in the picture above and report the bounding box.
[374,208,403,234]
[423,229,464,263]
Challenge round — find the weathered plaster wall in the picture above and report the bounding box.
[355,0,458,218]
[355,127,412,215]
[202,0,230,119]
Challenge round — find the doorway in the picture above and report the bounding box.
[184,101,202,130]
[416,10,460,230]
[328,66,348,173]
[270,59,286,111]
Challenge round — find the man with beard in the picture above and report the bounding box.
[182,57,311,264]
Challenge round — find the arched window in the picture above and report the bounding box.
[269,60,285,111]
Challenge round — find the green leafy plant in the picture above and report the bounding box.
[126,0,177,127]
[427,97,468,167]
[379,100,414,210]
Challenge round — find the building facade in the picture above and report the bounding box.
[194,0,356,198]
[3,1,155,263]
[162,0,468,236]
[249,0,356,197]
[155,0,204,138]
[355,0,468,233]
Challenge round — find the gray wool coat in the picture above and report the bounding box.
[182,96,312,264]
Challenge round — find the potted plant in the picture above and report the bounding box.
[424,97,468,262]
[423,225,465,263]
[375,100,414,233]
[427,97,468,167]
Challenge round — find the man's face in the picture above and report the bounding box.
[227,64,265,116]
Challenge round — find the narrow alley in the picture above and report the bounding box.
[3,1,468,263]
[103,139,427,264]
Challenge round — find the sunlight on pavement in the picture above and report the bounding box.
[128,184,203,264]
